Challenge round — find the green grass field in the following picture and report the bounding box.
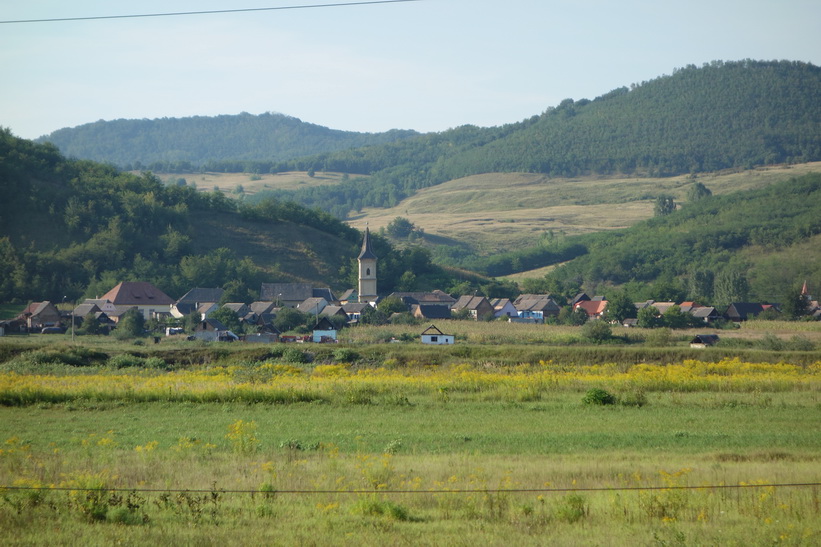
[1,324,820,544]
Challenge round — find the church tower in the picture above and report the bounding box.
[358,227,378,303]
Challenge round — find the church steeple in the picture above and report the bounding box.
[358,227,377,303]
[358,226,377,260]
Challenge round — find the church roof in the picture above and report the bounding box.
[358,227,377,260]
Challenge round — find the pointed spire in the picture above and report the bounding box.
[801,280,809,295]
[358,227,377,260]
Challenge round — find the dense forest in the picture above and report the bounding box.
[537,173,821,305]
[37,112,419,171]
[0,130,471,305]
[39,61,821,219]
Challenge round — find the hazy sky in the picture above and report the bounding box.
[2,0,820,140]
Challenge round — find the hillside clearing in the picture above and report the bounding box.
[347,163,821,254]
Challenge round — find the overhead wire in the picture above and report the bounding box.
[0,0,421,25]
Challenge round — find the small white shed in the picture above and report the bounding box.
[420,324,454,345]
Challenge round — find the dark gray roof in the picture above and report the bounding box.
[358,227,377,260]
[177,287,224,304]
[261,283,314,302]
[73,302,101,317]
[414,304,452,319]
[249,301,275,315]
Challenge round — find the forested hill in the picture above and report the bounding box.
[259,60,821,216]
[0,129,459,304]
[36,112,419,171]
[543,172,821,306]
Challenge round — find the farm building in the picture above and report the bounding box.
[420,324,454,345]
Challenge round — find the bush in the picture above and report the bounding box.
[108,354,145,369]
[582,388,617,405]
[282,347,309,364]
[581,321,612,343]
[332,348,359,363]
[555,494,587,523]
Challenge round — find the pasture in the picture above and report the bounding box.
[1,323,820,544]
[346,162,821,253]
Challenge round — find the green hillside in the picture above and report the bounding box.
[542,172,821,304]
[37,112,418,171]
[0,129,458,304]
[267,60,821,217]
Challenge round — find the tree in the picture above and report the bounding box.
[115,308,146,339]
[210,306,242,333]
[77,314,102,335]
[386,217,416,239]
[686,182,712,202]
[653,195,676,217]
[637,306,661,328]
[604,291,636,323]
[713,270,750,308]
[378,295,407,315]
[397,271,417,292]
[359,305,388,325]
[661,305,693,329]
[781,285,810,320]
[273,307,309,333]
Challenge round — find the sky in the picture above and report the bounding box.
[2,0,820,140]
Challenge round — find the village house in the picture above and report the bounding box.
[412,304,453,320]
[341,302,371,323]
[100,281,175,321]
[573,298,609,320]
[296,297,329,317]
[260,283,336,308]
[489,298,518,319]
[451,295,495,320]
[690,334,720,348]
[513,294,561,322]
[724,302,771,322]
[420,324,454,345]
[312,317,338,343]
[389,290,457,311]
[221,303,253,322]
[17,301,62,331]
[320,305,349,323]
[193,317,237,342]
[170,287,224,319]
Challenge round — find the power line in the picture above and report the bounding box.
[0,0,422,25]
[2,482,820,495]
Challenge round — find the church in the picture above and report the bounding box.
[357,227,378,304]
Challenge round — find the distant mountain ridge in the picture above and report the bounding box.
[37,112,419,169]
[35,60,821,220]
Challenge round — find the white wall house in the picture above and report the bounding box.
[420,324,454,345]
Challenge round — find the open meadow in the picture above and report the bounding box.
[346,162,821,254]
[1,321,820,545]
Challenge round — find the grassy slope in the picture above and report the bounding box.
[159,170,349,196]
[348,162,821,260]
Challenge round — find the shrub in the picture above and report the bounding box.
[581,321,612,343]
[332,348,359,363]
[108,354,145,369]
[582,388,617,405]
[352,497,410,521]
[555,494,587,523]
[282,347,309,364]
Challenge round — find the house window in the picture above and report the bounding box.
[431,336,438,342]
[366,268,371,276]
